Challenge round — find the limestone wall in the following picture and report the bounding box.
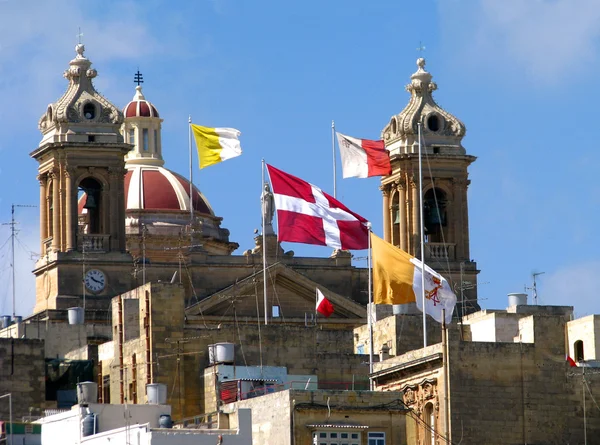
[0,339,46,419]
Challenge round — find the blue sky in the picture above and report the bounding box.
[0,0,599,318]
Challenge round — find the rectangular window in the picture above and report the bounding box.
[314,431,361,445]
[272,305,280,318]
[368,432,385,445]
[129,129,135,144]
[143,129,149,151]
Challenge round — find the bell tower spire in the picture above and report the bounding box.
[380,58,479,315]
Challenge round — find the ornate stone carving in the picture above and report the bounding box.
[381,58,467,153]
[39,44,124,129]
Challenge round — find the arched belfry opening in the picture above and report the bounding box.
[423,188,447,242]
[78,177,103,235]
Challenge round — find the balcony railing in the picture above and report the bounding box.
[425,242,455,261]
[77,234,110,252]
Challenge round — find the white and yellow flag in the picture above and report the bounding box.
[191,124,242,169]
[371,233,456,324]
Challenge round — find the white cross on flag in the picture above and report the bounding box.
[266,164,369,250]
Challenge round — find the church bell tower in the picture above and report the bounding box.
[31,44,133,314]
[380,58,479,314]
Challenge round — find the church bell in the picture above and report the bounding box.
[83,193,97,209]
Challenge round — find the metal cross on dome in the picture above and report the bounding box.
[134,70,144,86]
[77,27,84,44]
[416,41,426,53]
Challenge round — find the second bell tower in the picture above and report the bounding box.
[380,58,479,315]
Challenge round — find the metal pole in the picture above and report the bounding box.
[332,120,337,199]
[188,116,194,244]
[11,205,15,320]
[442,309,451,443]
[418,123,427,348]
[581,363,587,445]
[367,225,374,388]
[262,159,268,326]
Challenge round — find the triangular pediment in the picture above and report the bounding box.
[185,262,366,320]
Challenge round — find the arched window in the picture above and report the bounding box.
[424,188,447,242]
[424,402,435,445]
[427,114,440,132]
[79,177,103,234]
[575,340,584,362]
[83,103,96,120]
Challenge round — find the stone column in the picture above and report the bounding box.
[381,185,391,242]
[38,174,47,254]
[65,168,74,251]
[51,169,60,252]
[398,181,407,252]
[410,175,419,257]
[108,167,119,251]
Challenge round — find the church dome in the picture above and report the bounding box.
[123,165,213,214]
[123,86,159,118]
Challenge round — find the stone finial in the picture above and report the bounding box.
[75,44,86,59]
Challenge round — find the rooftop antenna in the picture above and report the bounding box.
[529,271,545,305]
[2,204,36,319]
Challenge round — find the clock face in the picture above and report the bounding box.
[84,269,106,293]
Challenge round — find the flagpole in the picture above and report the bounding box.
[367,224,374,389]
[262,159,268,326]
[442,308,451,443]
[418,122,427,348]
[188,116,194,242]
[332,120,337,199]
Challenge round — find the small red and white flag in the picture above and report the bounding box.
[266,164,369,250]
[336,132,391,178]
[566,355,577,367]
[316,288,334,317]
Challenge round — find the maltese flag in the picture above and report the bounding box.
[336,132,391,178]
[316,288,334,317]
[266,164,369,250]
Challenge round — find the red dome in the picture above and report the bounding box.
[123,86,160,118]
[124,166,211,213]
[124,100,159,118]
[79,166,212,215]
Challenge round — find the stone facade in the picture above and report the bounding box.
[371,305,600,444]
[226,389,408,445]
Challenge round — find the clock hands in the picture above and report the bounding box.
[89,276,103,284]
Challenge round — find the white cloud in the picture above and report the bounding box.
[439,0,600,85]
[538,261,600,317]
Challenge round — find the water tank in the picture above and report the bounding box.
[68,307,85,325]
[77,382,98,404]
[82,413,97,437]
[13,316,22,325]
[1,316,11,329]
[392,303,419,315]
[159,414,173,429]
[146,383,167,405]
[208,343,235,365]
[508,293,527,307]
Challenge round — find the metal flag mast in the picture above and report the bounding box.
[367,224,374,389]
[261,159,268,325]
[418,122,427,347]
[332,120,337,199]
[188,116,194,243]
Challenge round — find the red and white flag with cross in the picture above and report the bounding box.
[266,164,369,250]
